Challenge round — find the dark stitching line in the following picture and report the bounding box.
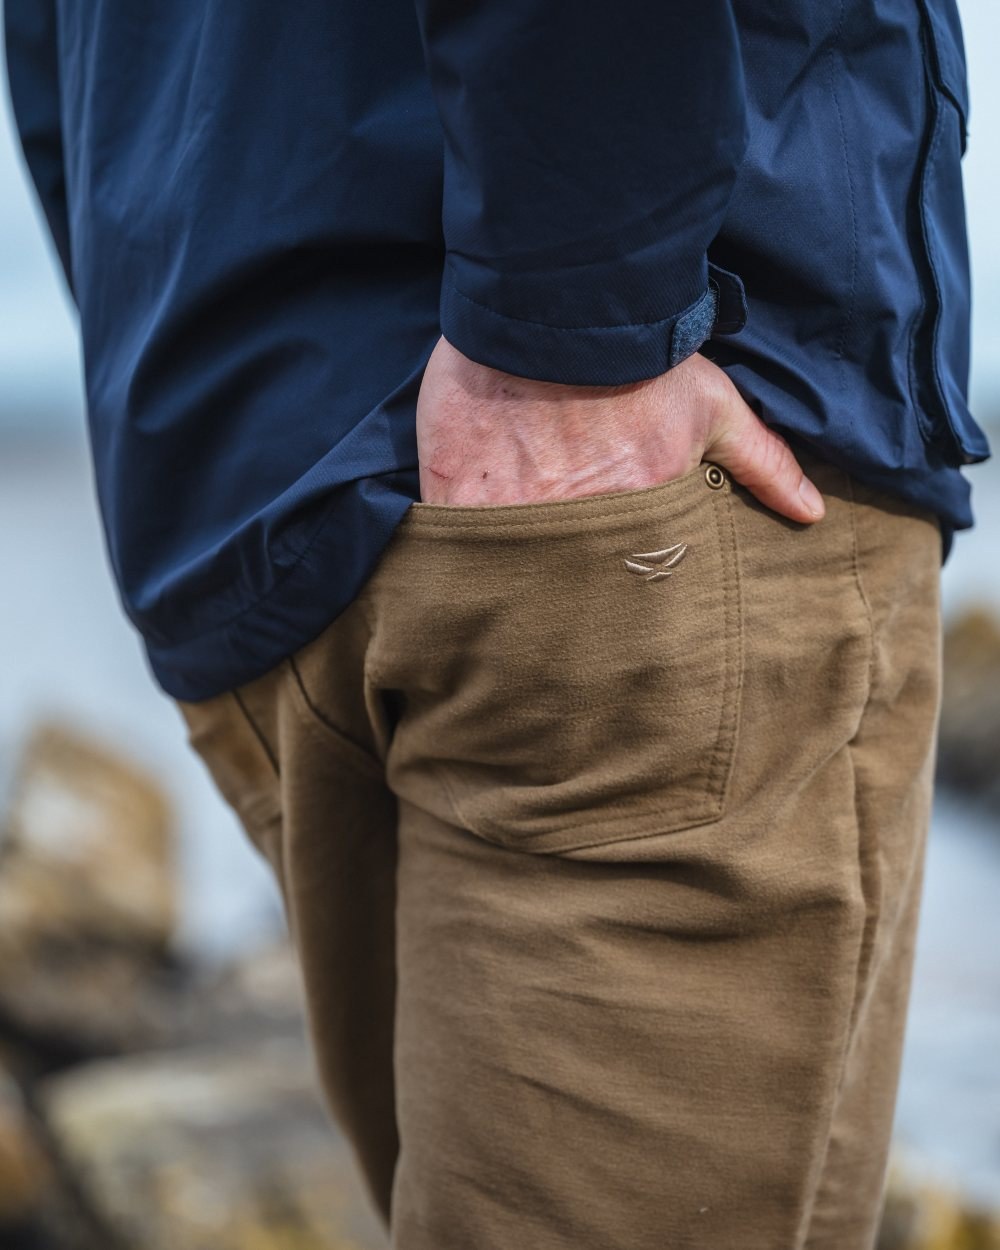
[906,32,938,442]
[288,654,331,730]
[456,793,722,855]
[779,474,879,1244]
[288,653,384,777]
[703,486,743,815]
[231,687,280,779]
[846,474,878,729]
[704,487,731,811]
[826,0,858,378]
[799,734,866,1243]
[802,473,882,1231]
[434,786,700,853]
[405,482,708,533]
[919,101,949,423]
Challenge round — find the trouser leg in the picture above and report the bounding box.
[372,451,942,1249]
[179,449,942,1250]
[177,615,402,1228]
[802,477,942,1248]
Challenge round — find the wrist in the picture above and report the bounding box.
[437,336,651,411]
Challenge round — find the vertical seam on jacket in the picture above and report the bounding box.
[914,88,949,447]
[905,29,937,442]
[825,0,859,384]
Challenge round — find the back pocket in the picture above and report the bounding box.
[373,463,743,855]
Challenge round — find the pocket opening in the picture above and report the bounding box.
[404,461,717,539]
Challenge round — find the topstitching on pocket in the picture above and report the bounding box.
[374,463,744,855]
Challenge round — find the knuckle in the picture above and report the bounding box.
[730,426,797,492]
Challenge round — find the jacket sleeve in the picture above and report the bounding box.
[4,0,74,297]
[412,0,749,384]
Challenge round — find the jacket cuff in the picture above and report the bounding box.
[438,261,747,386]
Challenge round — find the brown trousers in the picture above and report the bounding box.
[177,448,943,1249]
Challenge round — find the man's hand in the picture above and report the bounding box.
[416,337,825,523]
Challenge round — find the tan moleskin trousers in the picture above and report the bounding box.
[177,447,943,1249]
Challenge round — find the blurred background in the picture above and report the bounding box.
[1,3,998,1247]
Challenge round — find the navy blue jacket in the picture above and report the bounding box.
[4,0,990,700]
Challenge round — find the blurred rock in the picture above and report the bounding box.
[0,723,181,1063]
[879,1153,1000,1249]
[938,609,1000,806]
[169,940,308,1047]
[0,933,190,1067]
[0,722,175,949]
[0,934,308,1078]
[41,1038,387,1250]
[0,1064,101,1250]
[0,1068,50,1223]
[78,938,309,1057]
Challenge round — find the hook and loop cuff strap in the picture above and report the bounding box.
[439,262,748,387]
[667,263,747,367]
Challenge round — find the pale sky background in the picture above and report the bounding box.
[0,0,998,430]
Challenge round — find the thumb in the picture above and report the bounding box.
[704,391,825,524]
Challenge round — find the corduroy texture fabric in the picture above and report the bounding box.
[177,446,943,1249]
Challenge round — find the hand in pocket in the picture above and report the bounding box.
[416,336,825,522]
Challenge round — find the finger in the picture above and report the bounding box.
[705,396,825,524]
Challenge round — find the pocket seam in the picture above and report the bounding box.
[430,765,727,855]
[232,687,280,779]
[404,463,711,535]
[425,487,744,855]
[286,654,386,781]
[179,690,283,856]
[702,486,744,815]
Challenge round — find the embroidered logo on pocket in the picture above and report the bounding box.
[623,542,689,582]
